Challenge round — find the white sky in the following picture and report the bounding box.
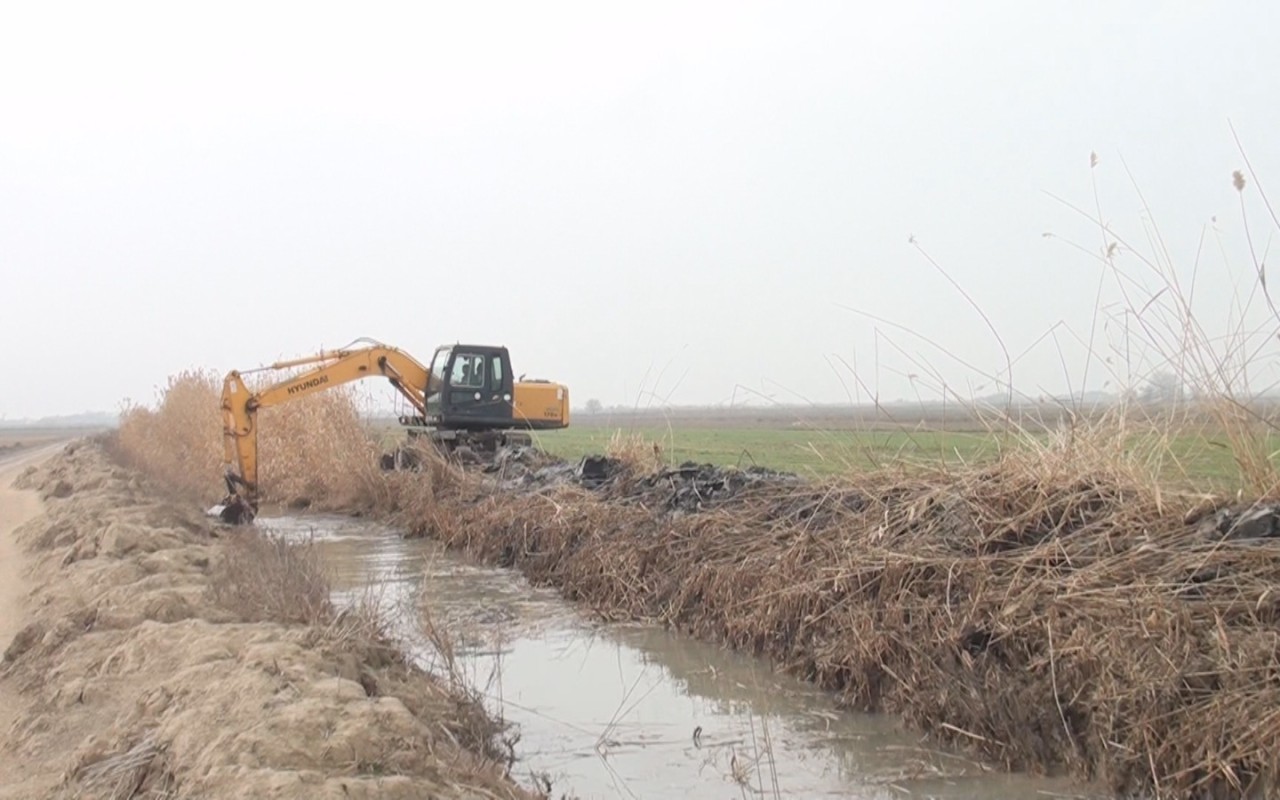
[3,1,1280,418]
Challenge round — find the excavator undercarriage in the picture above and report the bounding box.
[376,427,534,470]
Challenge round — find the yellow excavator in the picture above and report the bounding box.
[216,338,569,524]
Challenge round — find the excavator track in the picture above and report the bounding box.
[380,429,535,471]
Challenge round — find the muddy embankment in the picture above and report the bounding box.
[0,441,533,800]
[381,447,1280,800]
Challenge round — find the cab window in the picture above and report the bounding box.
[428,347,451,391]
[450,353,486,389]
[425,347,451,414]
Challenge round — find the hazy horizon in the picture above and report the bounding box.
[5,2,1280,419]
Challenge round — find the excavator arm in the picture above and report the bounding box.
[219,341,436,523]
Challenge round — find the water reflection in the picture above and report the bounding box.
[261,514,1108,800]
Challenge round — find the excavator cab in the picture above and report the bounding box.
[425,345,514,428]
[419,344,570,448]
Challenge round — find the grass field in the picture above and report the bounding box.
[368,402,1278,492]
[0,428,100,457]
[529,422,1268,492]
[532,426,1008,474]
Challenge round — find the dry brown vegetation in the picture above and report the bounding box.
[208,528,334,626]
[91,159,1280,799]
[114,369,379,508]
[604,429,665,474]
[375,427,1278,800]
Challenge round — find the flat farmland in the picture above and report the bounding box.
[533,425,1008,474]
[529,406,1274,491]
[0,428,96,459]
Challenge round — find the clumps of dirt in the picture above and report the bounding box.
[593,460,800,513]
[1,441,534,800]
[404,441,1280,799]
[1192,501,1280,541]
[13,464,41,489]
[483,445,800,514]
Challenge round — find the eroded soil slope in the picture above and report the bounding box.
[0,440,531,800]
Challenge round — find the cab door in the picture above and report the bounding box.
[441,349,515,427]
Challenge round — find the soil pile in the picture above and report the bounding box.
[404,445,1280,799]
[588,460,799,512]
[1,441,533,800]
[488,448,800,513]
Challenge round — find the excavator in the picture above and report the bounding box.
[215,338,569,524]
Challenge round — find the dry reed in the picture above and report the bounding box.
[73,732,176,800]
[208,528,334,625]
[401,424,1280,799]
[605,429,666,474]
[114,369,223,499]
[113,369,381,509]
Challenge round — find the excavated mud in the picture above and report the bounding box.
[487,446,1280,542]
[485,446,802,513]
[0,441,532,800]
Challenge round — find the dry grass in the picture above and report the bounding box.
[354,440,471,536]
[110,366,1272,796]
[605,429,666,473]
[113,369,380,509]
[114,369,223,499]
[208,528,334,625]
[255,383,381,508]
[401,422,1280,799]
[72,733,176,800]
[108,376,1280,796]
[418,602,519,768]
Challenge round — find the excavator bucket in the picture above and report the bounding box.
[208,472,256,525]
[214,495,255,525]
[206,497,253,524]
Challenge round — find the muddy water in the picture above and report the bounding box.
[262,514,1108,800]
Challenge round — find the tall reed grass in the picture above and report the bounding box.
[113,368,379,508]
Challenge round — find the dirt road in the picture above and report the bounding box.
[0,442,64,644]
[0,441,65,796]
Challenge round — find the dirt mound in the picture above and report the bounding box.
[1192,501,1280,541]
[486,446,801,513]
[1,441,533,800]
[591,460,800,513]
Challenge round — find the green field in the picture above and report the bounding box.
[529,424,1267,491]
[370,407,1276,492]
[531,427,1007,474]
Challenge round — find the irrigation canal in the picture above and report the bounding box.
[263,513,1109,800]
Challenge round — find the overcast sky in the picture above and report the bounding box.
[4,1,1279,419]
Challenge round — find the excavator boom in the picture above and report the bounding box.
[219,342,436,523]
